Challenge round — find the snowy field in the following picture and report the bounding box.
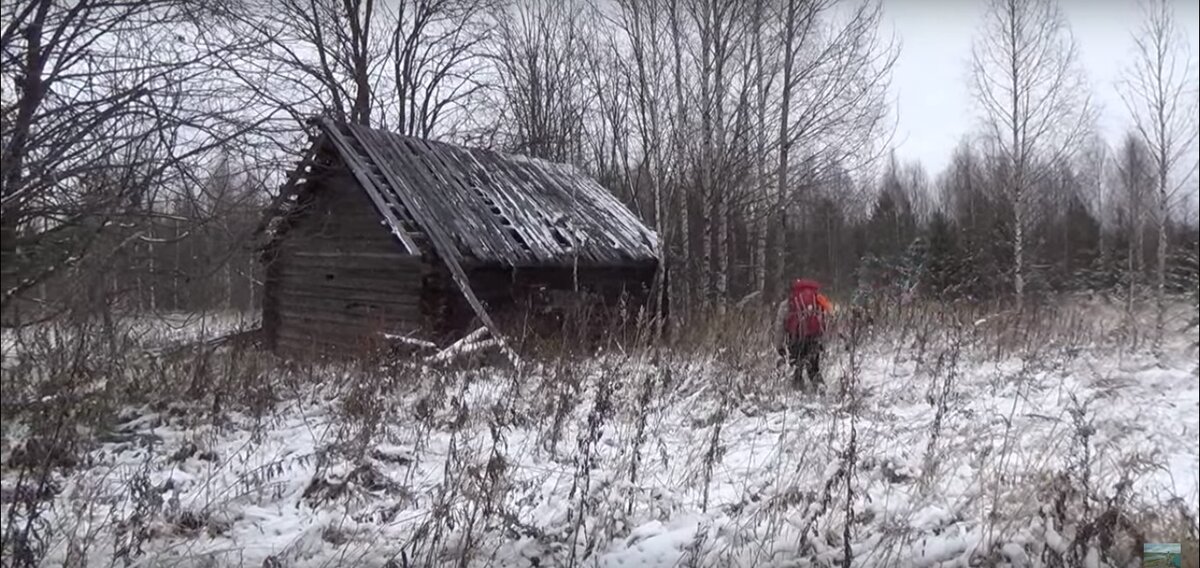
[1,301,1197,567]
[0,312,257,372]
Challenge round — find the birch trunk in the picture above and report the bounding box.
[173,216,182,311]
[1155,191,1167,354]
[972,0,1093,312]
[1007,3,1026,311]
[751,0,767,297]
[697,0,714,310]
[225,258,234,312]
[148,238,157,312]
[773,0,798,295]
[711,1,730,315]
[669,0,690,317]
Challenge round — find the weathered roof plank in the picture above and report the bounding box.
[305,119,656,268]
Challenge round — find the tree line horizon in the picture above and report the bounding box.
[2,0,1197,355]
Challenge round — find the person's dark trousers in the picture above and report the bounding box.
[786,336,823,390]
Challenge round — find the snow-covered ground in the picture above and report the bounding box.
[2,302,1197,567]
[1,311,256,361]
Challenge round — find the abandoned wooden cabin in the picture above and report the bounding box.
[259,117,661,357]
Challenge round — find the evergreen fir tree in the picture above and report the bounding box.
[924,211,962,298]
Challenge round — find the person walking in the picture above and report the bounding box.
[775,279,833,390]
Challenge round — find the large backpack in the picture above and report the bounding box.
[786,283,825,339]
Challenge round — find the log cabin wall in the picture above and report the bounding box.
[263,168,431,357]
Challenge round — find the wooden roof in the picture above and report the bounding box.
[314,117,658,268]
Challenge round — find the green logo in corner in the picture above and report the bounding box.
[1144,543,1182,568]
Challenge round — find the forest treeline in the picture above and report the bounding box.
[2,0,1197,347]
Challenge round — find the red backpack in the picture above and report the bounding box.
[786,280,825,339]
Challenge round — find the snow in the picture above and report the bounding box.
[2,304,1197,567]
[1,311,255,359]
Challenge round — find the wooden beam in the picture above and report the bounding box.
[320,120,421,256]
[335,120,519,366]
[253,133,327,239]
[273,289,420,310]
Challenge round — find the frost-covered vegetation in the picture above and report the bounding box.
[3,0,1199,565]
[2,300,1196,567]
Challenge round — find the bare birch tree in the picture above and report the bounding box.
[771,0,895,295]
[970,0,1094,308]
[1118,0,1199,356]
[230,0,383,126]
[667,0,694,316]
[692,0,749,313]
[226,0,493,140]
[383,0,495,138]
[1112,132,1156,335]
[489,0,591,163]
[1076,136,1110,265]
[612,0,675,326]
[749,0,773,297]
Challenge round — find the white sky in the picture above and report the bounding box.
[884,0,1200,175]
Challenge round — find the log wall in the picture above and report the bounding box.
[263,170,431,357]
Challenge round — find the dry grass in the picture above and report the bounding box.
[1,294,1196,567]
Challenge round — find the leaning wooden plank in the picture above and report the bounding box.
[344,124,520,367]
[376,135,514,264]
[320,120,421,256]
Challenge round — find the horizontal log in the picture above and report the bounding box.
[274,300,418,320]
[275,323,422,354]
[272,285,421,305]
[276,246,424,265]
[274,258,427,275]
[289,250,420,261]
[273,292,420,314]
[276,250,427,271]
[324,197,381,214]
[276,305,422,326]
[283,232,394,251]
[286,208,388,227]
[280,236,402,253]
[276,315,421,339]
[276,321,422,346]
[276,305,420,325]
[272,271,425,294]
[465,274,655,290]
[272,279,419,297]
[277,261,423,275]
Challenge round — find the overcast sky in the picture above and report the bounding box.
[884,0,1200,176]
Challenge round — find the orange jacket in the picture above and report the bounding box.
[815,293,833,314]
